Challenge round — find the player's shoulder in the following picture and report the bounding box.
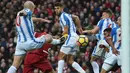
[24,8,31,12]
[61,12,70,17]
[60,12,71,19]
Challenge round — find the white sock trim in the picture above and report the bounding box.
[91,61,99,73]
[7,65,17,73]
[72,62,86,73]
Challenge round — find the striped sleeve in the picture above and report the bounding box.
[97,19,104,29]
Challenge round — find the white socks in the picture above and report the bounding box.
[58,60,65,73]
[91,61,99,73]
[72,62,86,73]
[58,60,86,73]
[7,65,17,73]
[51,39,60,45]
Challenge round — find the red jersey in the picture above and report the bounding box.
[24,32,53,64]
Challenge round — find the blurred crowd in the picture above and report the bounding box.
[0,0,120,73]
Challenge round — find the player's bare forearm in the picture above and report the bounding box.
[83,26,99,34]
[62,26,68,35]
[106,37,119,55]
[106,37,114,49]
[83,30,94,34]
[62,31,68,35]
[72,14,83,34]
[32,17,51,23]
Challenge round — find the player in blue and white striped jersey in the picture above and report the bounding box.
[7,1,61,73]
[101,16,121,73]
[54,2,86,73]
[83,9,117,73]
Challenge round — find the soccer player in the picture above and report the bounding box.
[7,1,58,73]
[83,9,118,73]
[101,16,121,73]
[54,2,86,73]
[23,31,65,73]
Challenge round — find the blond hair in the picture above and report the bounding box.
[24,1,35,9]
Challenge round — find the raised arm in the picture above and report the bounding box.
[71,14,83,34]
[83,19,105,34]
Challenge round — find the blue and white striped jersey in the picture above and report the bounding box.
[111,26,121,50]
[59,12,77,36]
[96,18,117,40]
[16,8,35,42]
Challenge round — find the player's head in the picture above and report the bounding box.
[54,2,64,15]
[117,16,121,26]
[104,28,112,37]
[102,9,112,19]
[24,1,35,12]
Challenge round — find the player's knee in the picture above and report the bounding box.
[101,68,107,73]
[44,34,53,43]
[67,60,74,65]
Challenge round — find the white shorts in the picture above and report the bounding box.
[15,35,46,55]
[117,53,121,66]
[102,52,117,71]
[60,35,79,55]
[104,52,117,65]
[92,40,109,57]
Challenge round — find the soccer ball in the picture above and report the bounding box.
[77,35,89,47]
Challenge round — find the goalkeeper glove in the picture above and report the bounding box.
[59,34,68,44]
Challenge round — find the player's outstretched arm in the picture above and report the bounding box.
[72,14,83,34]
[83,26,99,34]
[32,17,51,23]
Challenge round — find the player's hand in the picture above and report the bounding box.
[78,28,83,34]
[62,34,68,39]
[59,34,68,44]
[82,30,88,34]
[44,20,51,23]
[112,48,119,55]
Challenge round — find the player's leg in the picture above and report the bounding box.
[23,64,34,73]
[7,44,26,73]
[35,58,55,73]
[90,55,100,73]
[90,39,109,73]
[101,53,117,73]
[67,54,86,73]
[7,55,24,73]
[101,63,113,73]
[57,51,66,73]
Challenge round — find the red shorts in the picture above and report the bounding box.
[23,53,53,73]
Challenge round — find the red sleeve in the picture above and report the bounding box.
[34,32,47,38]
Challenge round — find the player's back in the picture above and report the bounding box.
[16,8,35,42]
[59,12,77,36]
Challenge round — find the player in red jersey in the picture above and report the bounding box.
[23,32,65,73]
